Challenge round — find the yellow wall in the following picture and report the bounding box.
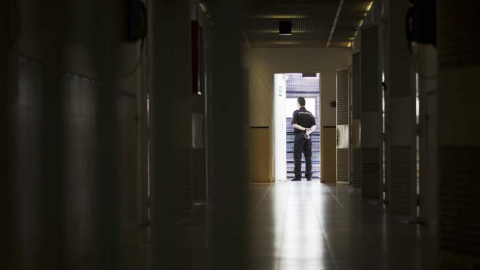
[321,127,337,183]
[249,128,271,182]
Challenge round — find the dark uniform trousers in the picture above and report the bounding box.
[294,133,312,179]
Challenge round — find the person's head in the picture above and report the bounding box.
[297,97,306,108]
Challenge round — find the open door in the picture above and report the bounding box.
[274,74,287,181]
[336,68,349,183]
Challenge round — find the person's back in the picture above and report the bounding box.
[292,107,315,134]
[291,97,317,181]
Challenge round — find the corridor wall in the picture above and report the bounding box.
[437,0,480,268]
[3,0,147,269]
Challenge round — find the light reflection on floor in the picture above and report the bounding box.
[248,181,438,270]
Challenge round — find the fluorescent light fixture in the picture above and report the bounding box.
[250,14,306,19]
[347,42,352,47]
[269,41,304,45]
[279,21,292,35]
[358,20,364,28]
[249,30,306,34]
[199,3,207,13]
[366,1,373,11]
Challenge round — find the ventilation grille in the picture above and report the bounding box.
[337,149,348,182]
[361,26,379,113]
[337,69,349,125]
[192,93,205,113]
[352,52,361,119]
[438,0,480,69]
[439,146,480,260]
[389,146,415,218]
[361,147,380,200]
[192,149,206,202]
[173,149,192,219]
[353,148,362,188]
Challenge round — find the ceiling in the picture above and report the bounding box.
[244,0,373,48]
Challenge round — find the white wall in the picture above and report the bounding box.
[243,47,352,181]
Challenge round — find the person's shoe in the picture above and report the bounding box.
[291,178,301,181]
[306,178,312,181]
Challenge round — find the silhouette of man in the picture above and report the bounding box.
[291,97,316,181]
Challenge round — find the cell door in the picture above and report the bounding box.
[385,0,417,221]
[336,68,349,183]
[351,52,362,188]
[360,24,383,201]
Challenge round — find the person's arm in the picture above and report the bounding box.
[293,124,308,131]
[305,114,317,135]
[291,111,307,131]
[306,125,316,135]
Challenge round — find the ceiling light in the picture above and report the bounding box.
[248,30,306,34]
[279,21,292,35]
[199,3,207,13]
[358,20,364,28]
[347,42,352,47]
[269,41,304,45]
[250,14,306,19]
[366,1,373,11]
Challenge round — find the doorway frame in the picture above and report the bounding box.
[271,72,322,182]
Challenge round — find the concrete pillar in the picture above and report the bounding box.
[149,0,193,269]
[90,1,122,269]
[5,0,138,268]
[437,0,480,268]
[207,1,248,269]
[0,0,14,268]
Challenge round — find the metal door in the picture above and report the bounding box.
[360,24,383,201]
[385,0,417,221]
[336,69,349,183]
[351,52,361,188]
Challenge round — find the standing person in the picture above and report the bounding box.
[291,97,317,181]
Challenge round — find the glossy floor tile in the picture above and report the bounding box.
[247,181,438,270]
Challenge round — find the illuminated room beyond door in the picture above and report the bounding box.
[274,73,321,181]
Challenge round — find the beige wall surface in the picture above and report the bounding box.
[243,47,352,127]
[249,128,271,183]
[322,128,337,183]
[242,47,351,181]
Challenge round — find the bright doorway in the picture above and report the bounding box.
[274,73,321,181]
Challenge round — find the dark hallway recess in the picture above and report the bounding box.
[2,0,480,269]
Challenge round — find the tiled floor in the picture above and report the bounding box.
[248,181,438,270]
